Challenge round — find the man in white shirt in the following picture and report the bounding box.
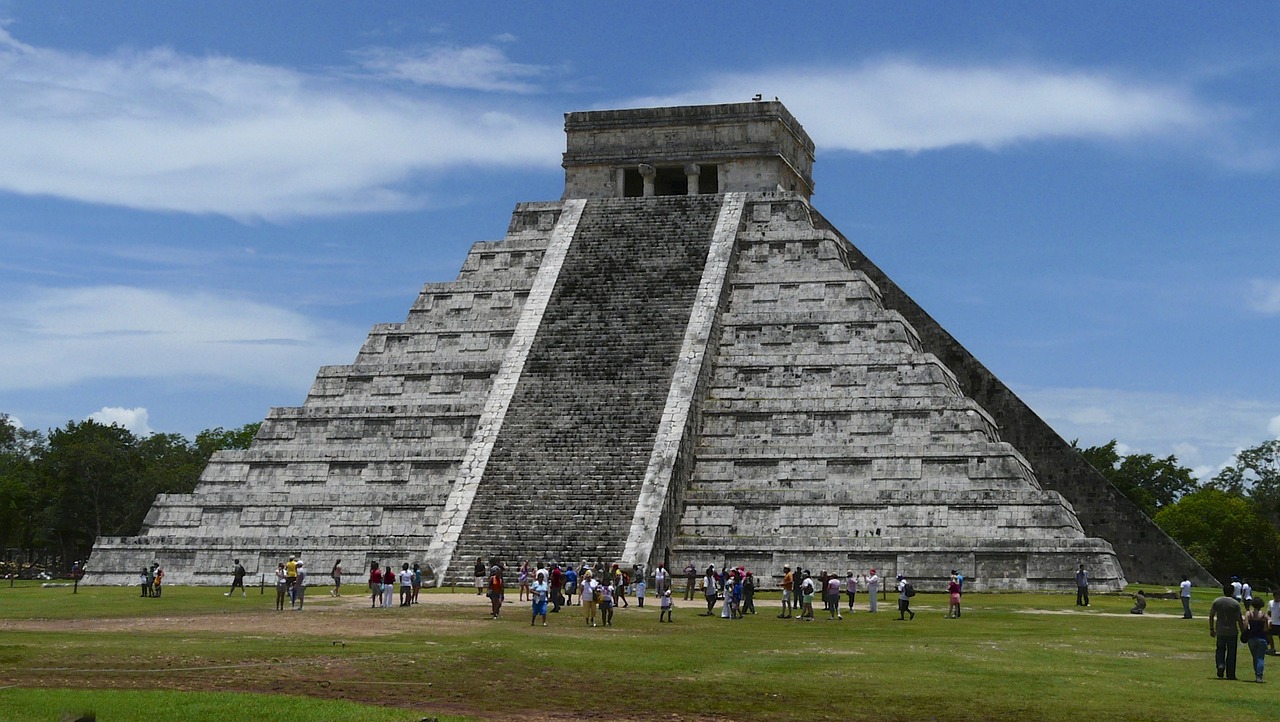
[1180,575,1193,619]
[1241,579,1252,602]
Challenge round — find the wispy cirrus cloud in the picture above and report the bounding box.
[0,285,362,390]
[0,28,562,221]
[353,43,551,93]
[628,59,1224,154]
[1245,279,1280,315]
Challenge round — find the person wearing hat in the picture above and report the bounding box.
[896,575,915,621]
[293,561,306,610]
[779,565,793,619]
[845,570,857,613]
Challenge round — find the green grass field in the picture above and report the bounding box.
[0,581,1273,721]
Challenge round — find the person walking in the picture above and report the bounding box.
[474,558,486,596]
[826,575,843,620]
[845,570,857,613]
[1244,598,1270,683]
[896,575,915,621]
[487,566,504,618]
[225,559,247,597]
[581,570,598,627]
[742,572,756,615]
[1180,575,1193,619]
[330,559,342,597]
[1075,563,1089,607]
[1210,583,1246,680]
[530,571,549,626]
[659,588,674,622]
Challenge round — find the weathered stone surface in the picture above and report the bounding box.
[89,101,1210,592]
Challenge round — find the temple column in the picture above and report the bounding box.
[685,163,701,195]
[639,164,656,197]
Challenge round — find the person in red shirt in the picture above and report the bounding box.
[369,562,382,609]
[488,569,505,618]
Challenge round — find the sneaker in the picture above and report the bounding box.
[224,592,230,596]
[837,614,843,620]
[1218,666,1225,679]
[242,592,246,597]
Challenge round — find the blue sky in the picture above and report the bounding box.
[1,3,1276,479]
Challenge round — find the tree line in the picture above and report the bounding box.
[1077,438,1280,587]
[0,413,259,574]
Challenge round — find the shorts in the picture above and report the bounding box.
[532,600,547,616]
[782,589,792,603]
[474,576,485,589]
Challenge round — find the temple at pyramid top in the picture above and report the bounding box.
[562,101,815,199]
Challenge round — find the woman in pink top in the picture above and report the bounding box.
[947,575,962,619]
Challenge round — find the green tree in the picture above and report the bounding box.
[1075,439,1199,517]
[41,420,142,563]
[1154,488,1280,585]
[194,422,261,458]
[1210,440,1280,525]
[0,415,46,561]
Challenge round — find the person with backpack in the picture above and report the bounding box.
[897,575,916,620]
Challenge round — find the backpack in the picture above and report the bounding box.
[903,582,916,598]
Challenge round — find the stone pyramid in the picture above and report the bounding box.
[89,102,1214,591]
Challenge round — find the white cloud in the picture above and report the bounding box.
[87,406,153,436]
[1246,279,1280,315]
[0,29,562,220]
[0,285,363,390]
[1018,385,1280,480]
[355,43,547,92]
[629,59,1219,153]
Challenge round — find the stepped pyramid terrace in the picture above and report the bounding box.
[88,101,1215,591]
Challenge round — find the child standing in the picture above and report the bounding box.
[636,577,647,608]
[660,589,674,622]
